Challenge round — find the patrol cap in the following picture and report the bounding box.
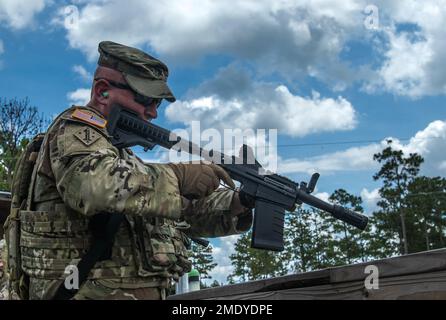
[98,41,176,102]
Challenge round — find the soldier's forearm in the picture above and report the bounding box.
[182,190,253,238]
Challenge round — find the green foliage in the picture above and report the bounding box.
[189,242,217,281]
[227,231,288,282]
[0,97,47,191]
[210,280,221,287]
[0,165,9,191]
[405,176,446,251]
[285,207,338,272]
[326,189,369,265]
[284,209,315,273]
[372,141,425,254]
[227,148,446,284]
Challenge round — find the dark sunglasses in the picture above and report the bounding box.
[95,78,162,108]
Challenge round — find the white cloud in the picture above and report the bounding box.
[0,0,48,29]
[360,188,380,213]
[67,88,90,106]
[278,143,381,175]
[72,65,92,82]
[207,235,240,285]
[363,27,434,98]
[165,67,357,138]
[276,120,446,177]
[55,0,367,87]
[314,192,330,203]
[390,120,446,176]
[363,0,446,97]
[56,0,446,98]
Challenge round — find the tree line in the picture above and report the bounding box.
[226,143,446,282]
[0,97,46,191]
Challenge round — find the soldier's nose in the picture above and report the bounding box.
[145,103,158,120]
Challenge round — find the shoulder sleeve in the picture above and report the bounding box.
[49,118,182,219]
[55,120,111,160]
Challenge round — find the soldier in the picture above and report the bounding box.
[5,41,253,300]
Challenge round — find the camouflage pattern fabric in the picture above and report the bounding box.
[28,278,166,300]
[98,41,176,102]
[73,280,166,300]
[15,105,252,300]
[183,190,253,238]
[0,239,5,299]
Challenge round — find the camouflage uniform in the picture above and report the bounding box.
[20,105,251,300]
[7,42,252,300]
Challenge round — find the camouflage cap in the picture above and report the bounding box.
[98,41,176,102]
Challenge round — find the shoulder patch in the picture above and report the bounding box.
[71,109,107,128]
[73,127,101,146]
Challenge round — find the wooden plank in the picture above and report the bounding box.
[204,270,446,300]
[329,248,446,284]
[167,269,330,300]
[169,248,446,300]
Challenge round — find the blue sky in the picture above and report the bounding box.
[1,0,446,283]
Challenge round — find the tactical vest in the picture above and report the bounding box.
[4,106,191,299]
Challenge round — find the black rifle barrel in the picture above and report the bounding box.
[295,189,368,230]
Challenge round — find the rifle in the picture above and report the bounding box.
[106,104,369,251]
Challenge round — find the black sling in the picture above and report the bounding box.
[52,212,125,300]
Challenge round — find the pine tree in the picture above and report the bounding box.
[189,241,217,284]
[285,207,338,272]
[372,141,424,255]
[228,231,287,282]
[285,208,319,272]
[327,189,368,265]
[405,176,446,251]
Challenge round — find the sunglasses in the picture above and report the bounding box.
[95,78,162,108]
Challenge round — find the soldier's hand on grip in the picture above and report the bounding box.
[168,161,235,199]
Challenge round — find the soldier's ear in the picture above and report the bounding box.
[93,79,110,101]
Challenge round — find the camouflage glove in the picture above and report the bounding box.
[168,161,235,199]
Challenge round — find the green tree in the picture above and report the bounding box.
[228,231,287,282]
[284,209,314,273]
[189,242,217,283]
[405,176,446,251]
[210,280,221,287]
[356,211,401,260]
[373,141,424,254]
[0,97,47,191]
[0,164,9,191]
[287,209,310,271]
[227,234,251,282]
[327,189,367,265]
[285,207,338,272]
